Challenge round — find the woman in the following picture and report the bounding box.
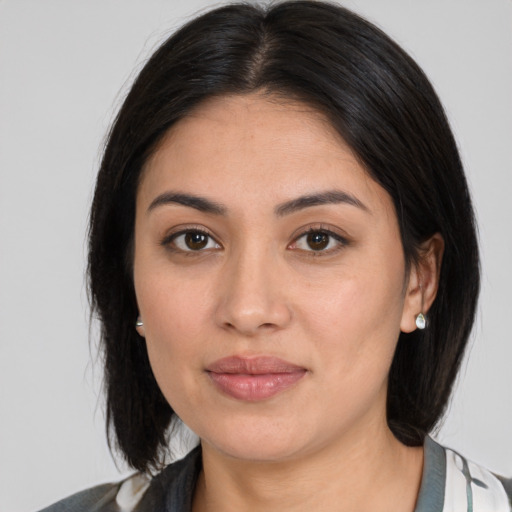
[41,1,510,511]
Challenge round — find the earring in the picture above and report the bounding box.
[135,318,144,328]
[415,313,426,330]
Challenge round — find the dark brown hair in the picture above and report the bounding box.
[88,0,480,472]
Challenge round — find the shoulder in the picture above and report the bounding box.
[37,446,202,512]
[37,481,122,512]
[496,476,512,504]
[439,440,512,510]
[37,474,151,512]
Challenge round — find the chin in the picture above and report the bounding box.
[209,437,305,463]
[195,414,315,463]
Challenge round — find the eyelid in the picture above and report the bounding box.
[160,224,221,251]
[288,224,350,254]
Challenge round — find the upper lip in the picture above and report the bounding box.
[206,356,306,375]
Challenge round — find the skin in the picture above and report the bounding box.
[133,93,443,512]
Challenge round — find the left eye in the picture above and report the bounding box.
[293,231,343,252]
[171,231,220,251]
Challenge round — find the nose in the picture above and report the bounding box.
[215,247,293,336]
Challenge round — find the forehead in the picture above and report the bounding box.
[138,93,391,216]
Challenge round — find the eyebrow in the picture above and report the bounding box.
[275,190,369,216]
[147,192,227,215]
[147,189,368,216]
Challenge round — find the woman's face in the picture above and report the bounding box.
[133,93,419,462]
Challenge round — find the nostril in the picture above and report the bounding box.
[222,320,279,334]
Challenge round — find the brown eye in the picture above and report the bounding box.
[185,232,208,250]
[291,229,347,254]
[170,230,220,252]
[306,232,329,251]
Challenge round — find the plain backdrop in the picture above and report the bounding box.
[0,0,511,510]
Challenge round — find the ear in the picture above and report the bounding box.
[400,233,444,333]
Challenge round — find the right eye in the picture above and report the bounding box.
[167,230,221,252]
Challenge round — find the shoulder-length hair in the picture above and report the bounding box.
[88,0,480,473]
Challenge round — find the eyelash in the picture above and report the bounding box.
[161,226,220,254]
[160,225,349,256]
[289,226,349,256]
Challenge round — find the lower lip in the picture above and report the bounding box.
[208,371,306,401]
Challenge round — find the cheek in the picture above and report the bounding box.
[136,283,213,420]
[137,271,212,343]
[133,266,215,395]
[298,256,406,371]
[297,268,405,429]
[134,238,215,328]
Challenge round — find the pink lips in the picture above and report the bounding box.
[206,356,307,402]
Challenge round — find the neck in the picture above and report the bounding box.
[192,422,424,512]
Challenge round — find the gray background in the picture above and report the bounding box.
[0,1,511,510]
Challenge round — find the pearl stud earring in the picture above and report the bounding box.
[415,313,426,330]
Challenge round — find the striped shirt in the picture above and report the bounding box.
[40,437,512,511]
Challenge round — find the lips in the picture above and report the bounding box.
[206,356,307,401]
